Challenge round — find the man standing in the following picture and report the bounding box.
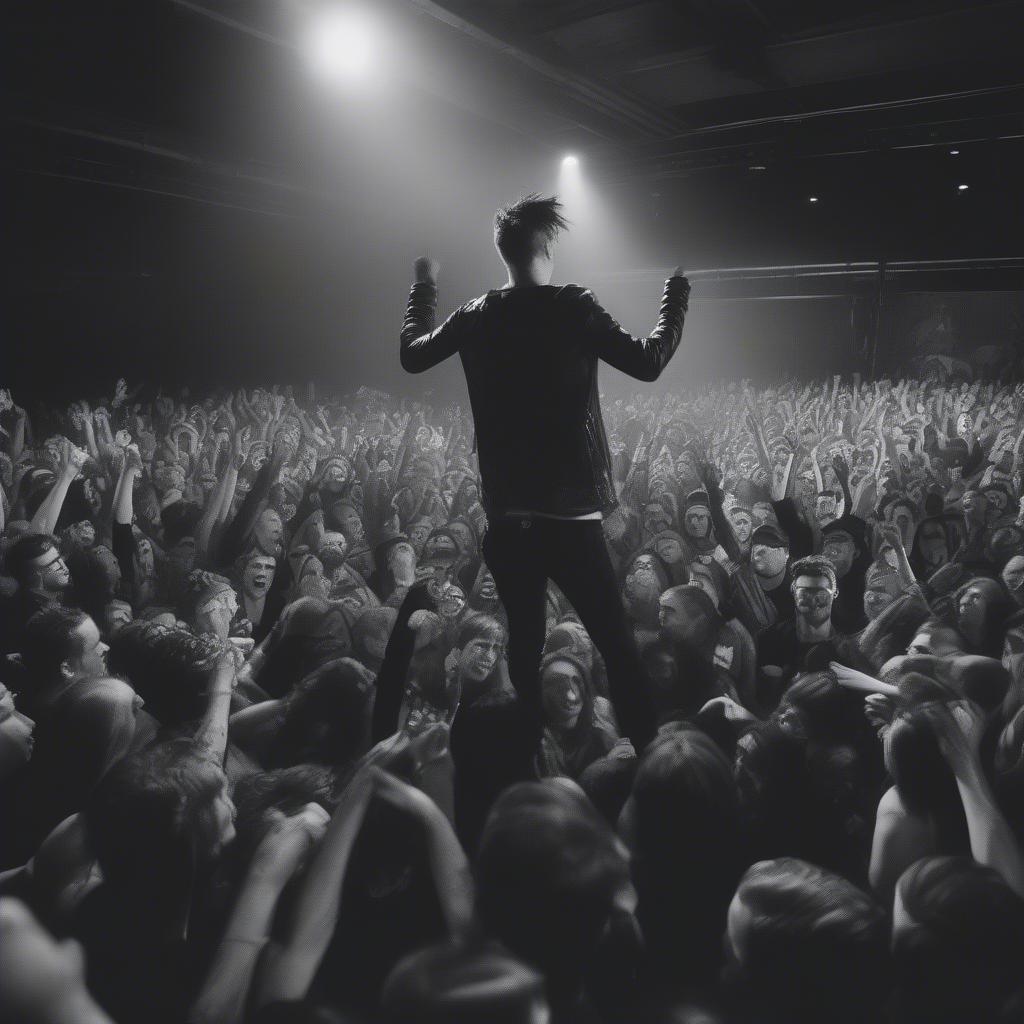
[401,193,689,754]
[755,554,862,712]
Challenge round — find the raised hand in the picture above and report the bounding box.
[414,256,441,285]
[831,452,850,482]
[233,426,253,471]
[248,804,330,884]
[864,693,896,737]
[925,700,985,772]
[124,445,144,474]
[877,521,905,552]
[697,458,722,492]
[57,438,88,479]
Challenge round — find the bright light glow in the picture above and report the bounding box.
[305,9,374,82]
[957,183,969,191]
[949,148,960,155]
[808,196,819,203]
[562,155,579,168]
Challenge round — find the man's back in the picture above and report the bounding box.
[401,276,689,517]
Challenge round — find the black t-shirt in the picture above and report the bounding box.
[755,618,861,712]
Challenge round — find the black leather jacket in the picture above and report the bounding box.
[400,277,690,518]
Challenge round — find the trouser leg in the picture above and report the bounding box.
[546,520,656,751]
[480,518,549,755]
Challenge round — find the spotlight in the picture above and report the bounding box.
[562,154,579,168]
[305,8,374,81]
[957,183,969,191]
[808,196,819,203]
[949,148,960,155]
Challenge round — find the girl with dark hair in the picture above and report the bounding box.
[477,780,637,1017]
[620,727,743,989]
[870,702,972,904]
[952,577,1016,659]
[17,675,146,860]
[73,739,237,1024]
[892,857,1024,1024]
[108,618,226,725]
[536,650,622,781]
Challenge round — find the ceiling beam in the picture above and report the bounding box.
[402,0,683,139]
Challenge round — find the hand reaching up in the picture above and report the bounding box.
[414,257,441,285]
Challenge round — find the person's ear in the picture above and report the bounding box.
[59,657,77,681]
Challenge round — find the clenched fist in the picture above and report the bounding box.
[414,257,441,285]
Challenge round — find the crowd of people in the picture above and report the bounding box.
[0,371,1023,1023]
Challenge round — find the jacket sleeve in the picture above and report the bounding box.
[111,521,136,588]
[580,276,690,382]
[772,497,813,560]
[400,283,474,374]
[371,581,437,742]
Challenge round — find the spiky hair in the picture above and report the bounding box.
[494,193,569,264]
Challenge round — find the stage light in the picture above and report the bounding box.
[305,8,374,82]
[957,183,969,191]
[808,196,819,203]
[562,154,579,168]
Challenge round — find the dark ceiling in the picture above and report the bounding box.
[4,1,1023,392]
[8,0,1024,209]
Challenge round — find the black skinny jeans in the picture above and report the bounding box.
[481,516,656,755]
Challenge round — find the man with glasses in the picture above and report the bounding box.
[2,534,74,654]
[755,554,862,713]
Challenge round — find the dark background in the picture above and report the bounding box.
[5,1,1024,400]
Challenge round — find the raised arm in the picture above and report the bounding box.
[30,440,86,536]
[194,649,237,765]
[252,769,375,1008]
[582,272,690,382]
[189,805,330,1024]
[400,258,472,374]
[928,702,1024,897]
[699,460,742,563]
[111,446,143,587]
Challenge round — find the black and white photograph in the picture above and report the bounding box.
[3,3,1024,1022]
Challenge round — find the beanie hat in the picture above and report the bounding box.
[751,523,788,548]
[543,620,595,673]
[684,489,710,512]
[538,648,592,691]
